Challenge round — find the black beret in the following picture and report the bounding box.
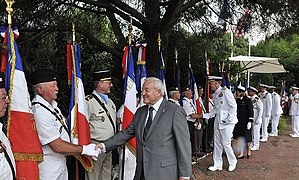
[182,87,191,92]
[0,71,5,88]
[168,86,180,92]
[93,70,111,81]
[30,69,57,85]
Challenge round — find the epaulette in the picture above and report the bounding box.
[266,92,268,95]
[85,94,94,101]
[222,87,227,90]
[255,96,259,99]
[274,93,277,95]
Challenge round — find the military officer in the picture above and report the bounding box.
[85,70,117,180]
[259,84,272,142]
[0,72,16,180]
[268,86,283,137]
[31,69,99,180]
[289,87,299,137]
[168,86,181,106]
[201,76,238,172]
[248,86,263,151]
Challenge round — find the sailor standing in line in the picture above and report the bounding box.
[268,86,283,137]
[248,86,263,151]
[289,87,299,138]
[259,84,272,142]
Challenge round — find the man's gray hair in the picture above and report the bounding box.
[169,91,175,98]
[145,77,164,95]
[33,82,46,95]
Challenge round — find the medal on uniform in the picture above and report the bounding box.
[219,92,223,97]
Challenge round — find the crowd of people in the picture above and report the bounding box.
[1,68,298,180]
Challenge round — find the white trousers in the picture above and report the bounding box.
[261,116,270,139]
[252,123,261,148]
[271,115,280,135]
[213,125,237,168]
[291,115,299,136]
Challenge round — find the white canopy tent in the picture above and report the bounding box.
[228,55,288,73]
[228,55,288,86]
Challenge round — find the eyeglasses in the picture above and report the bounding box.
[0,95,9,101]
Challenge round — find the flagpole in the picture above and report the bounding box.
[71,22,80,180]
[121,16,133,180]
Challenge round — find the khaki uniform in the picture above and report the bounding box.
[85,90,116,180]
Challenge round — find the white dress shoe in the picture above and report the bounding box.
[260,138,267,142]
[208,166,222,171]
[228,163,237,172]
[290,134,299,138]
[268,133,278,137]
[250,146,259,151]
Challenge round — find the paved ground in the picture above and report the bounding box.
[191,116,299,180]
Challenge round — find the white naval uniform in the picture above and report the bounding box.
[32,95,70,180]
[0,123,16,180]
[250,95,263,148]
[270,92,283,136]
[259,91,272,140]
[289,93,299,137]
[203,87,237,168]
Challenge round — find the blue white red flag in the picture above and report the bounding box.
[158,50,168,99]
[121,45,137,180]
[136,43,147,105]
[189,66,202,116]
[0,26,43,179]
[66,42,93,171]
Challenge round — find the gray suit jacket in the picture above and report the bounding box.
[104,99,192,180]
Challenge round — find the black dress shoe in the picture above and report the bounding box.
[237,156,244,159]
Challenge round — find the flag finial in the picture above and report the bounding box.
[157,33,161,52]
[129,16,133,46]
[5,0,15,25]
[174,47,178,63]
[72,22,76,42]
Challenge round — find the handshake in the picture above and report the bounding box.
[81,143,105,161]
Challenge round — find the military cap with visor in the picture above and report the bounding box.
[93,70,111,81]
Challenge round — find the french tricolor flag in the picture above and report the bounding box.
[121,45,137,180]
[1,26,43,180]
[67,42,93,171]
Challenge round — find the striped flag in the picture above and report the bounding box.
[158,50,168,99]
[136,43,147,106]
[121,45,137,180]
[189,65,202,117]
[66,42,93,171]
[205,56,211,112]
[1,26,43,179]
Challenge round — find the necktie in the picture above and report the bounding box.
[143,107,154,140]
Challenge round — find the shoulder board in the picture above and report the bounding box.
[266,92,268,95]
[222,87,227,90]
[255,96,259,99]
[274,93,277,95]
[85,94,94,101]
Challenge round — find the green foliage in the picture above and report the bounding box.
[278,116,286,131]
[252,34,299,89]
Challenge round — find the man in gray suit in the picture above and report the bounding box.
[96,77,192,180]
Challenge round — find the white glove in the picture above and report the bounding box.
[247,122,252,130]
[82,144,100,158]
